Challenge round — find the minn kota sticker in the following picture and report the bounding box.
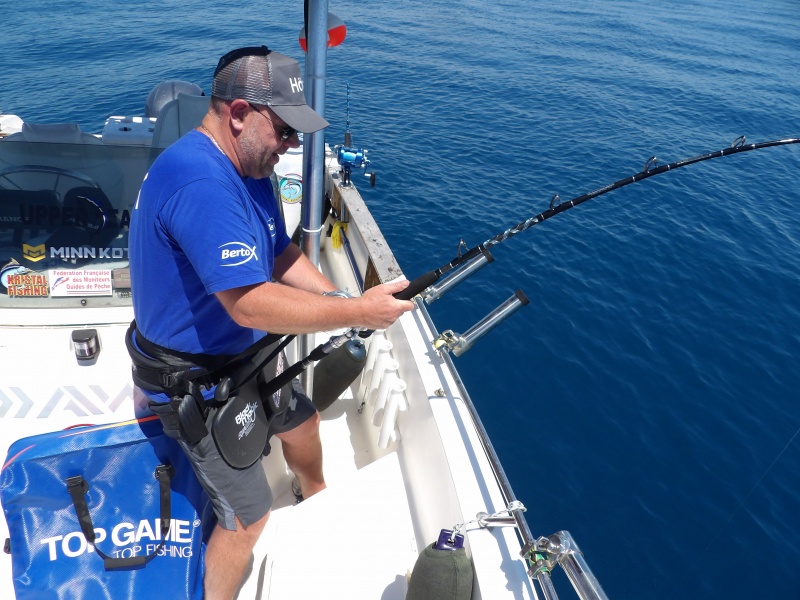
[1,259,49,297]
[22,243,47,263]
[49,269,112,297]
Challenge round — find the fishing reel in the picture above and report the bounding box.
[335,83,376,188]
[334,132,376,187]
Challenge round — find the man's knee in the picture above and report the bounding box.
[276,410,320,444]
[213,512,270,548]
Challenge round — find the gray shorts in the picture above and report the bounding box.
[152,379,316,530]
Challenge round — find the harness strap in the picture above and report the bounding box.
[126,322,296,448]
[125,320,285,396]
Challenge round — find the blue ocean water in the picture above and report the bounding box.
[3,1,800,598]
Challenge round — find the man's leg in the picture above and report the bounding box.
[275,411,326,498]
[203,512,269,600]
[202,412,323,599]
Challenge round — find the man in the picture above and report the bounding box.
[129,46,413,600]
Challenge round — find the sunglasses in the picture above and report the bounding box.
[248,103,297,142]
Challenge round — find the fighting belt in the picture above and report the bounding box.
[125,322,293,469]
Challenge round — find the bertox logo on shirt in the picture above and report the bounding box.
[219,241,259,267]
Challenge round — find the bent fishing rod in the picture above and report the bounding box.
[395,135,800,301]
[224,136,800,400]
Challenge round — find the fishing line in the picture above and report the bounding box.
[676,422,800,590]
[395,135,800,300]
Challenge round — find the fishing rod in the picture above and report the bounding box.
[222,137,800,411]
[394,135,800,301]
[229,328,359,401]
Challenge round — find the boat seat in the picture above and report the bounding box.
[3,122,104,145]
[149,93,210,161]
[249,453,419,599]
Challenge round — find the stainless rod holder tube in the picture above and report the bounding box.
[547,531,610,600]
[422,248,494,304]
[452,289,530,356]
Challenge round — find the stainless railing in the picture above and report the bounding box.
[417,296,610,600]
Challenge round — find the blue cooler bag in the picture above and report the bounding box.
[0,416,212,600]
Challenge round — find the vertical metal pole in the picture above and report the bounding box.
[299,0,328,394]
[536,571,561,600]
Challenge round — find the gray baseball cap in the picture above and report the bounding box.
[211,46,329,134]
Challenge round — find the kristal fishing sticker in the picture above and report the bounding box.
[1,259,48,297]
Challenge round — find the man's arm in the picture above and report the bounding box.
[215,271,413,334]
[271,243,336,294]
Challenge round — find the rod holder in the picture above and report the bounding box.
[434,290,529,357]
[535,531,610,600]
[422,247,494,304]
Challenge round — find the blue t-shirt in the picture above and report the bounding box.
[130,130,291,355]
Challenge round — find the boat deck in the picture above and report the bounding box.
[245,394,419,598]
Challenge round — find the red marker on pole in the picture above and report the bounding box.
[299,12,347,52]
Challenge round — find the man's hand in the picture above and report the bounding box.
[355,280,415,330]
